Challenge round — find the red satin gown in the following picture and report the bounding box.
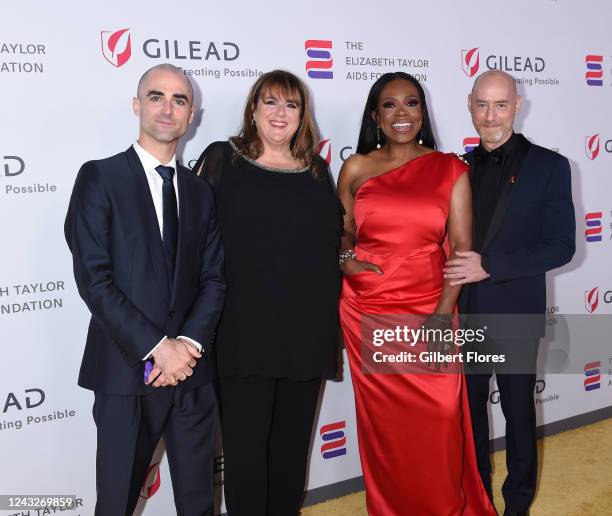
[340,153,496,515]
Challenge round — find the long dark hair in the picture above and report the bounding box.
[356,72,436,154]
[232,69,322,177]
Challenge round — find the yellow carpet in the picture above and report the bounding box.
[302,418,612,516]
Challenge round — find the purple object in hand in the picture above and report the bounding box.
[144,359,154,383]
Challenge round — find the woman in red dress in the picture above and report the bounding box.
[337,72,496,515]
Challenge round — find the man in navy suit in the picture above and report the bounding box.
[65,64,225,515]
[444,70,575,516]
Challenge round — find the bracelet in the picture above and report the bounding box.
[339,249,357,268]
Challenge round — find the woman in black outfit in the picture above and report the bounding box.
[193,70,342,516]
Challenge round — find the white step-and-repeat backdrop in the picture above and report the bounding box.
[2,0,611,513]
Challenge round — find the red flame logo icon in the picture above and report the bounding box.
[461,48,480,77]
[139,462,161,499]
[317,139,332,165]
[585,134,600,160]
[585,287,599,313]
[101,28,132,67]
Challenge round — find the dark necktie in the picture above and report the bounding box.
[155,165,178,283]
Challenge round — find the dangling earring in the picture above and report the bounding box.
[418,129,423,146]
[376,126,382,149]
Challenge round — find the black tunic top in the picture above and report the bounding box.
[195,140,342,379]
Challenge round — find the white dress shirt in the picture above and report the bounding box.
[133,141,202,358]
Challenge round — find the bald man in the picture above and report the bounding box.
[444,70,575,515]
[65,64,225,515]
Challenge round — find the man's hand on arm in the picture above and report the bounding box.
[146,338,201,387]
[443,251,490,286]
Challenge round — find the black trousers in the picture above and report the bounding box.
[465,338,539,512]
[93,383,217,516]
[218,376,322,516]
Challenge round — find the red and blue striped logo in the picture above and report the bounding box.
[584,361,601,391]
[585,55,603,87]
[463,137,480,153]
[320,421,346,459]
[585,212,603,243]
[305,40,333,79]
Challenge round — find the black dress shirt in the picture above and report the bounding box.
[471,132,530,252]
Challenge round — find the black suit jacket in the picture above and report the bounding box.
[459,142,575,338]
[65,146,226,394]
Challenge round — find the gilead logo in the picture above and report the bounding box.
[100,29,132,67]
[317,139,332,165]
[461,48,548,77]
[140,462,161,499]
[585,287,599,313]
[584,134,612,159]
[461,48,480,77]
[585,134,600,160]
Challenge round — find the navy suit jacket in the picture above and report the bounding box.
[459,142,575,338]
[65,146,226,394]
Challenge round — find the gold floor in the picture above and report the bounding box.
[302,418,612,516]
